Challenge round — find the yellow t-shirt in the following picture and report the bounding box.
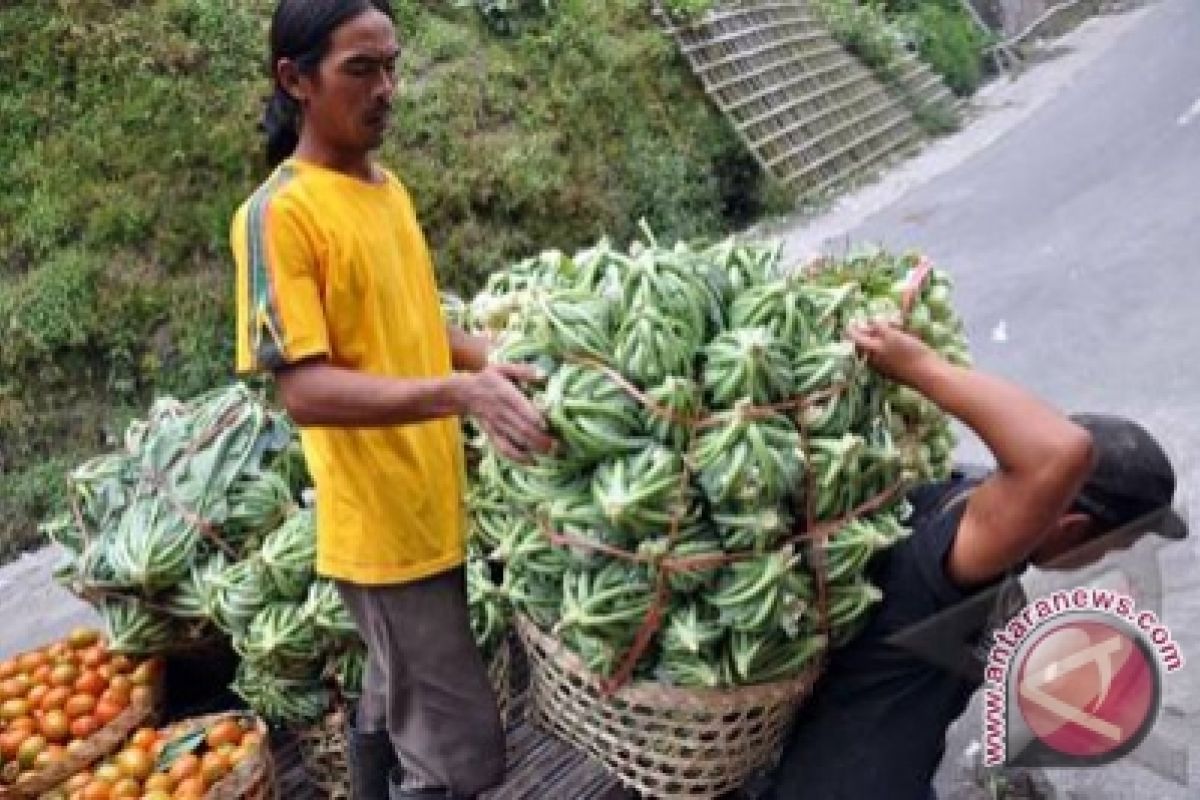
[232,158,466,585]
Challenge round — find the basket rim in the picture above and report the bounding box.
[516,615,822,710]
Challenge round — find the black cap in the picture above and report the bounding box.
[1069,413,1178,534]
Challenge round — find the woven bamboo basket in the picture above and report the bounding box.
[170,712,275,800]
[517,616,820,799]
[296,640,512,799]
[4,667,165,799]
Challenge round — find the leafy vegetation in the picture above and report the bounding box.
[0,0,779,558]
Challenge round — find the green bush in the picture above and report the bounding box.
[0,0,778,558]
[898,3,990,96]
[0,458,71,562]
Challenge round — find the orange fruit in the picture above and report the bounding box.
[115,747,155,781]
[68,628,102,651]
[94,698,125,727]
[17,734,47,769]
[167,753,200,784]
[75,670,108,698]
[1,698,31,722]
[204,719,244,751]
[65,694,97,719]
[50,663,80,688]
[128,728,157,751]
[81,779,113,800]
[40,686,72,714]
[172,776,206,798]
[70,715,101,740]
[40,709,71,743]
[143,773,175,792]
[110,777,141,798]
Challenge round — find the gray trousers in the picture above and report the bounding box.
[337,567,506,796]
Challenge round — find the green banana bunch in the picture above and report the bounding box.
[541,363,647,463]
[712,502,793,554]
[106,494,200,595]
[792,341,858,397]
[232,660,328,726]
[208,555,274,636]
[620,244,722,340]
[702,327,794,407]
[556,562,654,674]
[814,518,894,584]
[328,644,366,699]
[826,579,884,645]
[439,290,471,329]
[644,376,701,450]
[99,596,177,655]
[729,277,814,348]
[500,521,570,629]
[703,237,781,297]
[235,601,322,676]
[488,328,558,377]
[650,529,724,594]
[693,402,804,507]
[267,437,311,501]
[466,483,515,555]
[592,445,690,535]
[661,598,725,655]
[540,491,630,566]
[303,579,358,643]
[728,631,826,684]
[808,433,868,520]
[613,306,703,388]
[467,555,511,658]
[69,452,135,533]
[530,289,614,361]
[496,451,588,509]
[706,547,811,635]
[261,508,317,600]
[224,469,296,551]
[158,558,211,620]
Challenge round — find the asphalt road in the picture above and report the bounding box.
[780,0,1200,796]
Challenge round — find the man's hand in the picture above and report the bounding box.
[458,363,555,463]
[847,320,940,385]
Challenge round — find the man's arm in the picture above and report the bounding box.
[447,324,490,372]
[850,322,1095,588]
[275,358,553,461]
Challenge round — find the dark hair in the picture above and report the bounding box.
[263,0,394,168]
[1068,413,1177,535]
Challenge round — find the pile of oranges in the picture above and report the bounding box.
[50,716,264,800]
[0,628,160,790]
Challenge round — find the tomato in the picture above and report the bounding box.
[17,651,47,674]
[17,734,47,769]
[167,753,200,784]
[80,646,108,670]
[26,684,49,709]
[0,728,25,760]
[109,656,134,675]
[106,677,132,699]
[65,771,93,791]
[115,747,155,781]
[75,670,108,698]
[239,729,264,750]
[1,676,31,701]
[0,659,18,681]
[40,686,72,714]
[64,693,97,719]
[94,761,122,784]
[40,709,71,743]
[143,773,175,792]
[9,715,38,734]
[68,628,102,651]
[128,728,157,751]
[94,698,125,727]
[1,698,31,722]
[80,779,113,800]
[200,749,229,783]
[70,715,101,740]
[142,791,172,800]
[110,777,141,799]
[172,775,206,798]
[50,663,80,688]
[204,719,244,751]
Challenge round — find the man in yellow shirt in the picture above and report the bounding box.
[232,2,552,797]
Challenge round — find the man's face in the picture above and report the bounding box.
[289,9,399,156]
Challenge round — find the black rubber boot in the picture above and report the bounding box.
[346,711,398,800]
[386,767,474,800]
